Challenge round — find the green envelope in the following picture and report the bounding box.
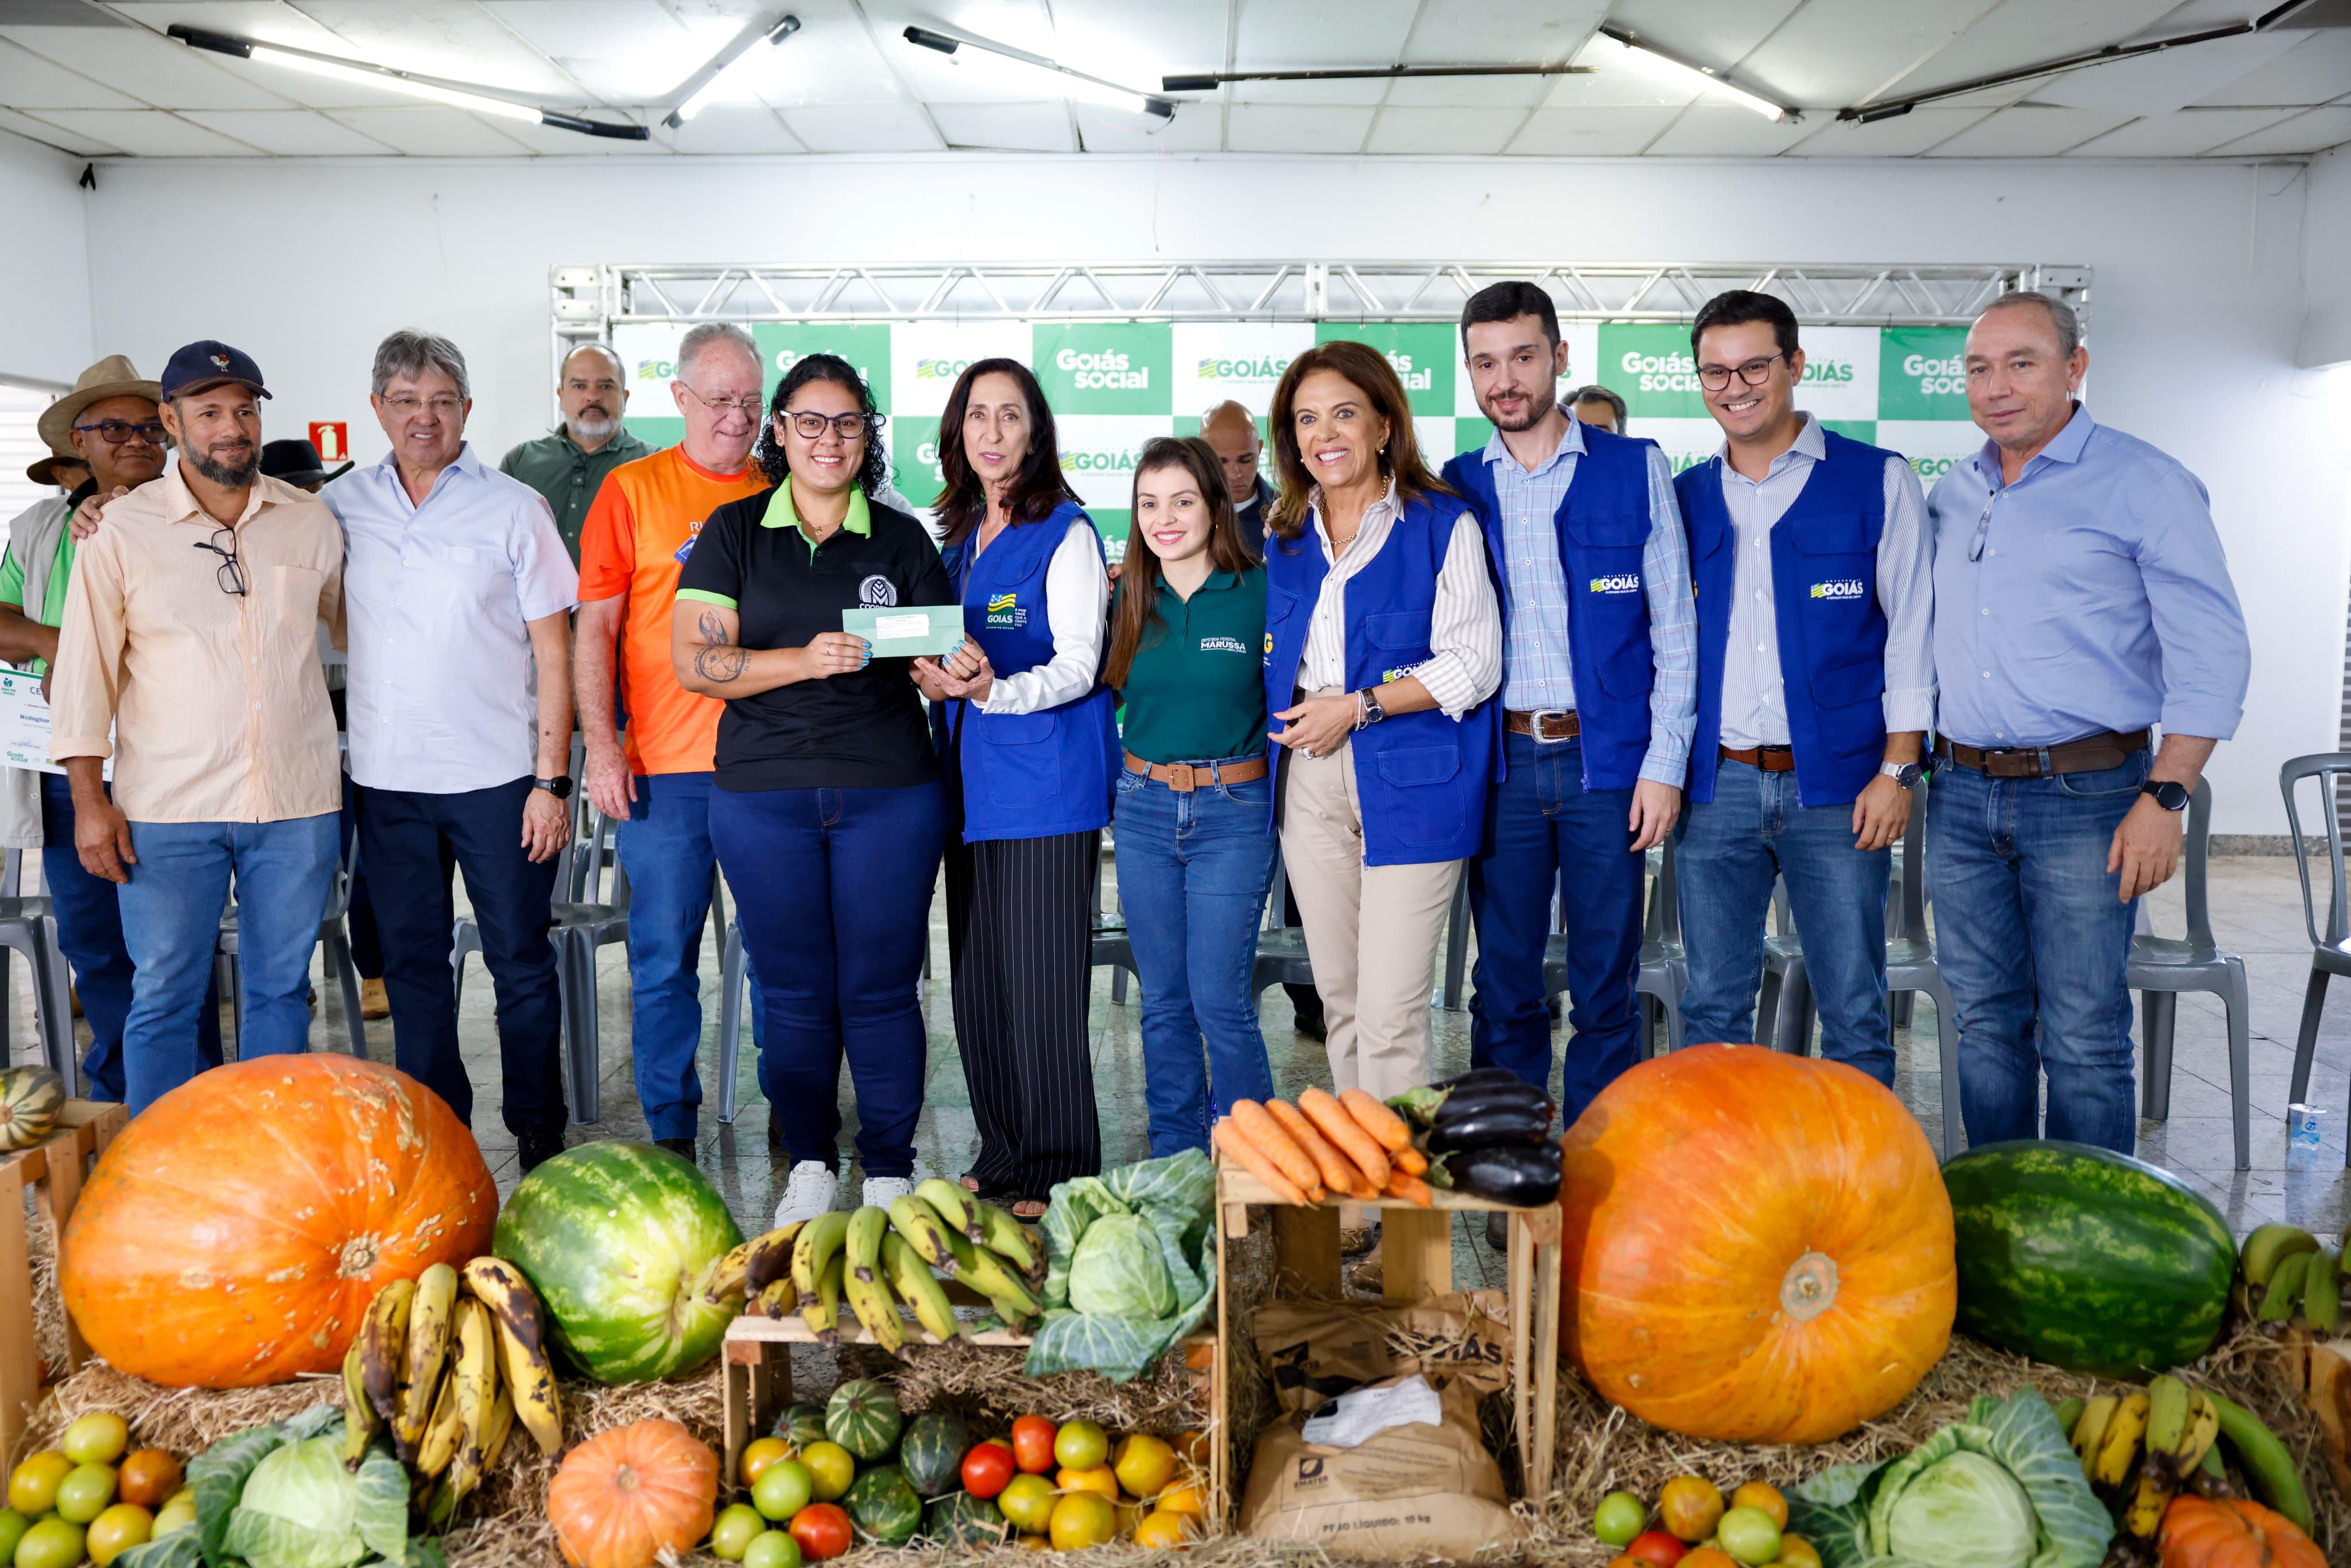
[844,603,965,657]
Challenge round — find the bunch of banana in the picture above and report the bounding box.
[2237,1224,2344,1332]
[785,1186,1045,1354]
[339,1255,564,1527]
[698,1220,808,1319]
[2063,1376,2313,1539]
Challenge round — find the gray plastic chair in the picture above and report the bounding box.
[1881,778,1965,1160]
[0,848,76,1088]
[1089,830,1136,1003]
[1541,836,1689,1058]
[1438,875,1472,1010]
[1753,880,1812,1052]
[2282,754,2351,1165]
[2131,776,2249,1169]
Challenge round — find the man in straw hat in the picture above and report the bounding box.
[24,445,90,497]
[0,357,223,1101]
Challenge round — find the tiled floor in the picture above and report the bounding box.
[10,855,2347,1258]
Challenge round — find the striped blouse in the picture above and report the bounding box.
[1296,478,1502,720]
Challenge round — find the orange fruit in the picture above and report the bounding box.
[1057,1464,1119,1501]
[1730,1481,1786,1531]
[1135,1510,1196,1550]
[1775,1537,1823,1568]
[739,1437,791,1488]
[1157,1478,1206,1516]
[1659,1474,1725,1543]
[1049,1491,1115,1551]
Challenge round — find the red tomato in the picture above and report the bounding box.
[1010,1415,1058,1476]
[789,1502,854,1562]
[1625,1532,1689,1567]
[961,1442,1015,1500]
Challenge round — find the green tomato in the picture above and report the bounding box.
[709,1503,765,1562]
[1593,1490,1646,1547]
[152,1496,197,1539]
[1716,1505,1783,1566]
[743,1528,802,1568]
[0,1509,28,1564]
[60,1415,129,1469]
[751,1460,813,1522]
[12,1516,86,1568]
[53,1464,117,1525]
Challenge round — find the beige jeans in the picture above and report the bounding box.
[1279,731,1464,1100]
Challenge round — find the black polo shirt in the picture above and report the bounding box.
[677,482,952,793]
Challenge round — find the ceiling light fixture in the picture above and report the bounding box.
[903,25,1174,121]
[1161,63,1592,91]
[665,12,802,129]
[166,24,648,138]
[1595,24,1799,123]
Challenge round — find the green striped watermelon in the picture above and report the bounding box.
[1941,1139,2234,1379]
[898,1410,972,1497]
[924,1492,1006,1546]
[492,1141,744,1384]
[771,1403,828,1451]
[825,1379,902,1461]
[844,1465,921,1546]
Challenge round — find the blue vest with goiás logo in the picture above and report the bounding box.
[1440,424,1658,792]
[1677,426,1892,809]
[934,499,1117,842]
[1260,491,1496,867]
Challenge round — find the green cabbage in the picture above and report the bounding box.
[1027,1149,1216,1383]
[1879,1450,2036,1567]
[117,1406,422,1568]
[1068,1213,1177,1317]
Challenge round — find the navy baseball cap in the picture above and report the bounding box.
[159,340,271,401]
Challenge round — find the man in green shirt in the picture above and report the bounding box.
[498,343,650,562]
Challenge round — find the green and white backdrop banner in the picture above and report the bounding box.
[614,319,1984,562]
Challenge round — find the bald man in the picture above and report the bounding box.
[1200,401,1276,552]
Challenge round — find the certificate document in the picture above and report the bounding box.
[844,604,965,658]
[0,666,107,779]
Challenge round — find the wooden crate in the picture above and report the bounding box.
[3,1100,129,1465]
[1213,1162,1562,1503]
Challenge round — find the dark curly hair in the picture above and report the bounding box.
[752,351,889,498]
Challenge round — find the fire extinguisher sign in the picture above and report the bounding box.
[308,422,349,463]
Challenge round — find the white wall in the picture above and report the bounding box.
[0,132,93,386]
[75,152,2351,836]
[2302,144,2351,370]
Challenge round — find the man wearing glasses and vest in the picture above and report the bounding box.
[48,341,346,1113]
[1928,291,2248,1153]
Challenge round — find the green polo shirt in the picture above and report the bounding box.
[0,526,77,676]
[498,425,653,561]
[1114,565,1268,766]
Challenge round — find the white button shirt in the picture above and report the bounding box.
[1297,479,1501,719]
[325,444,579,794]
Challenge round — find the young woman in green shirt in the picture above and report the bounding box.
[1105,436,1277,1155]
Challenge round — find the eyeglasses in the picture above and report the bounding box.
[1695,353,1787,393]
[75,420,166,446]
[193,526,246,597]
[379,394,463,416]
[781,411,883,440]
[678,384,763,416]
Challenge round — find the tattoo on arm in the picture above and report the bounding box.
[692,608,748,684]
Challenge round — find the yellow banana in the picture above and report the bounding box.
[843,1261,907,1354]
[2073,1395,2118,1478]
[757,1277,797,1319]
[742,1222,804,1297]
[413,1364,465,1478]
[973,1201,1038,1275]
[847,1204,889,1284]
[800,1251,845,1344]
[2146,1376,2190,1458]
[702,1239,757,1305]
[452,1297,497,1442]
[397,1263,460,1457]
[944,1229,1040,1317]
[358,1278,414,1426]
[2094,1391,2151,1490]
[2178,1392,2221,1473]
[478,1385,515,1474]
[2124,1464,2174,1538]
[915,1177,982,1241]
[341,1337,379,1468]
[461,1257,562,1457]
[883,1232,963,1344]
[888,1195,959,1273]
[792,1210,852,1298]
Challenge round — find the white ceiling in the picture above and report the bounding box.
[0,0,2344,159]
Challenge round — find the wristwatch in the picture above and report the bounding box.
[2140,779,2189,812]
[1356,689,1387,729]
[1879,762,1923,788]
[532,775,574,800]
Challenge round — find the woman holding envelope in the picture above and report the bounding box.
[674,351,952,1225]
[912,357,1116,1218]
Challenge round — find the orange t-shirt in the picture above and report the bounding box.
[577,446,770,776]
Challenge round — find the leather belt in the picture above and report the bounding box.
[1934,728,2151,779]
[1122,751,1270,793]
[1504,708,1580,742]
[1719,743,1796,774]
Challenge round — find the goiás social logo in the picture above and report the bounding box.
[1798,355,1856,386]
[637,358,676,383]
[1588,573,1641,595]
[1057,346,1149,391]
[1061,447,1138,476]
[915,358,974,381]
[1382,350,1432,392]
[1620,347,1699,395]
[1196,355,1291,381]
[1809,579,1867,601]
[1908,453,1961,480]
[985,591,1026,629]
[1902,352,1966,398]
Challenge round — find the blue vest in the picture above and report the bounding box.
[936,500,1117,842]
[1440,426,1657,792]
[1678,428,1892,809]
[1261,492,1496,868]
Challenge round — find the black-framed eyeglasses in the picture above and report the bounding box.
[1695,353,1787,393]
[74,420,166,446]
[193,526,245,597]
[781,410,883,440]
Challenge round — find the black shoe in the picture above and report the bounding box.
[1485,1210,1510,1253]
[1294,1010,1327,1043]
[656,1136,696,1162]
[517,1127,567,1173]
[766,1116,787,1155]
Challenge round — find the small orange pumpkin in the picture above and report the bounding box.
[2159,1496,2326,1568]
[1558,1043,1956,1444]
[549,1419,718,1568]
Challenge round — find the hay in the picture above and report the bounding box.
[841,1337,1208,1434]
[23,1187,67,1384]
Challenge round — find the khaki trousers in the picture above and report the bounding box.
[1279,735,1464,1100]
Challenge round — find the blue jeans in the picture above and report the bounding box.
[1927,750,2150,1152]
[1467,732,1644,1128]
[40,774,220,1101]
[1675,759,1894,1085]
[115,813,339,1114]
[618,772,762,1142]
[1114,761,1277,1157]
[711,781,943,1177]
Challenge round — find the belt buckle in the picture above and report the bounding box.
[1165,762,1196,792]
[1527,708,1573,744]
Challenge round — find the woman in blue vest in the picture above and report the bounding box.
[1262,341,1502,1121]
[915,358,1116,1217]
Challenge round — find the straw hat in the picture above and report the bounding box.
[35,354,163,452]
[25,442,87,487]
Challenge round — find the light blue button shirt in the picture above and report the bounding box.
[324,443,580,794]
[1927,405,2248,748]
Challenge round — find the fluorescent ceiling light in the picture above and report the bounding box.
[166,24,647,138]
[1595,24,1799,123]
[903,25,1173,122]
[666,12,802,128]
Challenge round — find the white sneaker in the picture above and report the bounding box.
[861,1174,916,1212]
[774,1161,840,1227]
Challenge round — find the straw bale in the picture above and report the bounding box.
[24,1189,67,1384]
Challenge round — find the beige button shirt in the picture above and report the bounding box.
[50,466,345,824]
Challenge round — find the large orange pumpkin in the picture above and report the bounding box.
[549,1419,718,1568]
[1558,1043,1956,1443]
[2159,1496,2327,1568]
[60,1054,495,1387]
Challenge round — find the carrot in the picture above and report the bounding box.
[1340,1088,1413,1154]
[1299,1086,1391,1191]
[1231,1100,1323,1199]
[1392,1146,1427,1178]
[1384,1167,1434,1207]
[1269,1099,1374,1198]
[1213,1120,1309,1205]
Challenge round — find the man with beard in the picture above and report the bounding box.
[501,342,647,564]
[1440,282,1696,1251]
[48,341,345,1112]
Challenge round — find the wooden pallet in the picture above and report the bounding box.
[2,1100,129,1465]
[1213,1162,1562,1503]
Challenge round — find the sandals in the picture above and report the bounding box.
[961,1171,1049,1222]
